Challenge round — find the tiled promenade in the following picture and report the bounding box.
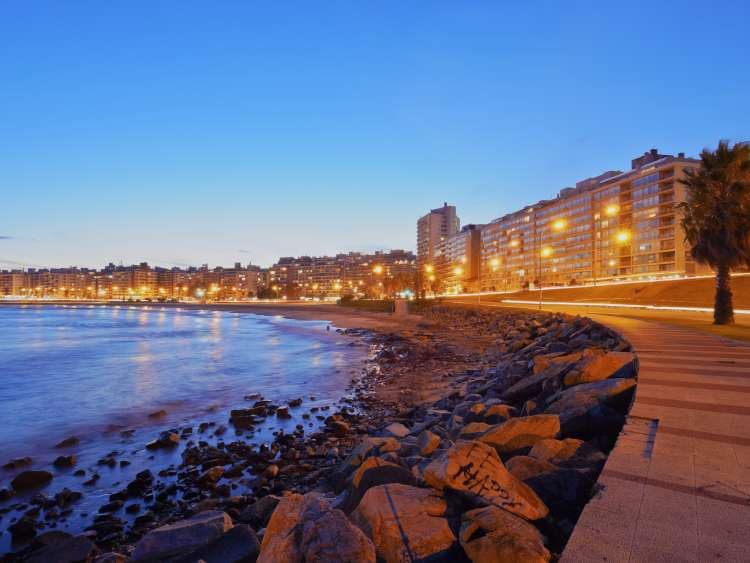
[562,315,750,562]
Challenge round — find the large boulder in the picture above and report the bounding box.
[259,493,375,563]
[528,438,606,468]
[545,379,636,415]
[11,470,53,491]
[24,532,99,563]
[238,495,281,529]
[423,440,548,521]
[506,456,558,481]
[501,371,554,404]
[341,456,416,513]
[544,379,635,437]
[131,511,233,561]
[342,437,400,469]
[460,505,551,563]
[483,404,516,424]
[532,350,586,375]
[478,415,560,454]
[564,351,636,387]
[351,484,456,562]
[174,524,260,563]
[506,455,595,519]
[460,422,492,439]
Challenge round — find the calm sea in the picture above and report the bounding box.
[0,304,363,551]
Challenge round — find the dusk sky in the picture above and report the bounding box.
[2,1,749,269]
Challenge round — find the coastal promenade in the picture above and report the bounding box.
[562,314,750,562]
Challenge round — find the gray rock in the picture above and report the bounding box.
[460,505,551,562]
[259,493,375,562]
[478,415,560,454]
[238,495,281,529]
[417,430,441,456]
[11,470,53,491]
[340,457,416,513]
[131,511,233,561]
[383,422,410,438]
[25,533,99,563]
[424,440,548,521]
[175,524,259,563]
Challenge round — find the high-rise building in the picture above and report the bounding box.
[434,224,483,293]
[417,203,460,292]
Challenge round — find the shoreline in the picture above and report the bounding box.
[2,303,638,562]
[0,299,423,331]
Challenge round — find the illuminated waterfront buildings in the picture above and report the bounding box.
[0,250,415,300]
[417,203,460,293]
[423,148,715,294]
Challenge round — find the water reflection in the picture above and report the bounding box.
[0,306,362,462]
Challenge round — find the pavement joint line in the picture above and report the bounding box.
[637,396,750,415]
[638,368,750,381]
[639,365,750,376]
[658,426,750,447]
[638,378,750,393]
[603,469,750,507]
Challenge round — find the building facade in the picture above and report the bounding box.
[433,224,483,293]
[416,203,460,292]
[425,148,713,294]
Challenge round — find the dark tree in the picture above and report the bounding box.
[679,140,750,324]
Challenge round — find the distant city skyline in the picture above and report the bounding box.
[2,2,749,268]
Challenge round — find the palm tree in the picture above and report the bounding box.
[679,140,750,324]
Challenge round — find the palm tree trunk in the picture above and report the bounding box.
[714,263,734,325]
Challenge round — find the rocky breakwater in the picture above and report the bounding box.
[254,307,638,562]
[1,307,637,562]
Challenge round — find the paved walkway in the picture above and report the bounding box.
[562,314,750,562]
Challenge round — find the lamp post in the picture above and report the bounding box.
[372,265,384,299]
[423,264,434,298]
[537,219,567,310]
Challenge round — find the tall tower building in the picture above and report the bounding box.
[417,202,460,290]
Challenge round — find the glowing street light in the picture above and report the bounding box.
[616,230,631,244]
[490,257,500,270]
[424,264,434,273]
[453,266,464,276]
[372,265,384,275]
[538,218,567,309]
[605,204,620,217]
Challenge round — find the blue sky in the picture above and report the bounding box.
[1,1,749,268]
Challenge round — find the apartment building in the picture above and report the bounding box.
[417,203,460,292]
[477,148,707,291]
[0,271,25,296]
[265,250,416,299]
[433,224,483,293]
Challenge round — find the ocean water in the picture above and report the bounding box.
[0,304,364,551]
